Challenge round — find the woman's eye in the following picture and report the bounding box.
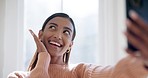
[49,26,56,30]
[64,30,71,36]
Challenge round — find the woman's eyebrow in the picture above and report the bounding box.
[49,23,58,26]
[64,27,72,32]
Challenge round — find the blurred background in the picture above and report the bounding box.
[0,0,127,77]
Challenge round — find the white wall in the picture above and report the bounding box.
[0,0,25,78]
[0,0,5,77]
[99,0,127,65]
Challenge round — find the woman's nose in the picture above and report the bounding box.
[53,32,62,40]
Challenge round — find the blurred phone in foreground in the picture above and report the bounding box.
[126,0,148,52]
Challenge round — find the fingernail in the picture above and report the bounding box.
[29,29,34,36]
[126,19,131,26]
[129,10,138,19]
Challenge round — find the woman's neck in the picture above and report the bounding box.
[50,56,65,65]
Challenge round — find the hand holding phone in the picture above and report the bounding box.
[126,0,148,52]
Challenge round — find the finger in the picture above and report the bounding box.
[126,19,142,37]
[125,31,148,59]
[126,48,136,57]
[126,48,141,57]
[14,73,23,78]
[29,29,46,52]
[126,19,148,46]
[29,29,40,48]
[8,73,18,78]
[125,32,145,50]
[29,29,40,46]
[129,10,148,33]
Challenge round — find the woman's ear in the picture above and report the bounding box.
[38,30,43,39]
[69,41,73,47]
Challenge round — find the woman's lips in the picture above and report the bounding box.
[48,40,62,47]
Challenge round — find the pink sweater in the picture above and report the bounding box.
[47,56,148,78]
[8,54,148,78]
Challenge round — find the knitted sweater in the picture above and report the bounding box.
[8,53,148,78]
[47,56,148,78]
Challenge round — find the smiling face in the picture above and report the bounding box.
[39,17,74,57]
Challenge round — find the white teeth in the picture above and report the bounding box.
[49,41,61,47]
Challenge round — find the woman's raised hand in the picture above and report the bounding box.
[7,71,29,78]
[29,29,48,52]
[126,11,148,66]
[29,29,50,78]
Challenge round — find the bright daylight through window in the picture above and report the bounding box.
[24,0,99,69]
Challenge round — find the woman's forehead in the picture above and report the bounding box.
[47,17,74,30]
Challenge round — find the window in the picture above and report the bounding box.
[2,0,126,77]
[62,0,99,64]
[24,0,99,69]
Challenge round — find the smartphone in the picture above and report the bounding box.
[126,0,148,52]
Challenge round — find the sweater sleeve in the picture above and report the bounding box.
[111,55,148,78]
[73,55,148,78]
[73,63,113,78]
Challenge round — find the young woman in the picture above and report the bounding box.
[8,12,148,78]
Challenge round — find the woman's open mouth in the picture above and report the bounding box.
[48,40,62,48]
